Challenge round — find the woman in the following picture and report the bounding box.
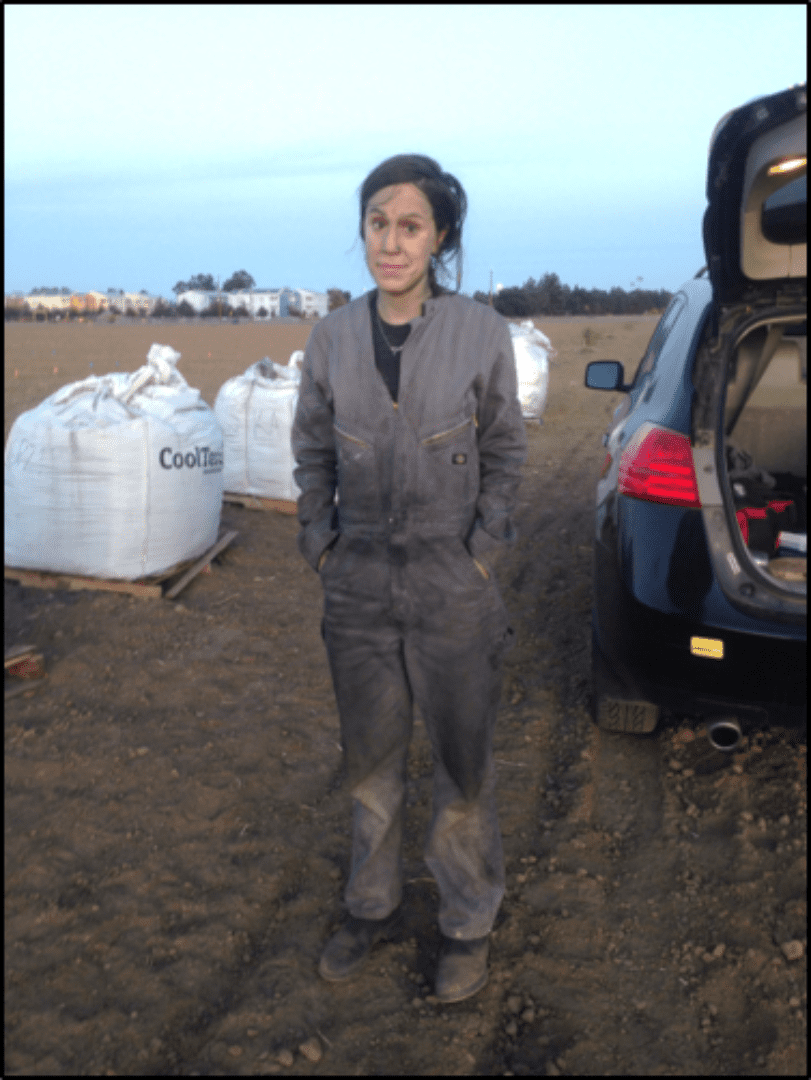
[291,154,527,1003]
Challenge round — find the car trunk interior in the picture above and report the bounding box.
[724,324,807,584]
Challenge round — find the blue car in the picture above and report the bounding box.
[585,84,806,750]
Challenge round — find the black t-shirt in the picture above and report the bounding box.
[368,292,411,403]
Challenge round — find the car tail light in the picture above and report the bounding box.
[618,426,701,508]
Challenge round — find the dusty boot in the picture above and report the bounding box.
[318,909,402,982]
[434,935,490,1003]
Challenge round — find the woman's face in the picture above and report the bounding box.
[363,183,447,306]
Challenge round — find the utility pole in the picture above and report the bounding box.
[217,276,222,320]
[489,269,493,306]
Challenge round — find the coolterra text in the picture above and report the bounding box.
[159,446,223,473]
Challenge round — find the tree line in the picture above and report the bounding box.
[471,272,672,316]
[10,270,671,321]
[171,271,255,295]
[168,268,671,317]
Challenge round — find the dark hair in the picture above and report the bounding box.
[359,154,467,293]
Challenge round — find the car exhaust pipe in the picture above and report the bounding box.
[707,718,743,751]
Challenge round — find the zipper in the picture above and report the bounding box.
[421,416,475,446]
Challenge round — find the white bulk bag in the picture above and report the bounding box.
[509,320,553,419]
[215,354,302,502]
[4,344,223,580]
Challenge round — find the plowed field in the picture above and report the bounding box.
[5,315,806,1076]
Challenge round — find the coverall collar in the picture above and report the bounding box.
[369,287,446,328]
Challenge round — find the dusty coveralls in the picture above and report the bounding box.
[291,289,527,940]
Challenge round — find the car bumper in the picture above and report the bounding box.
[593,536,807,728]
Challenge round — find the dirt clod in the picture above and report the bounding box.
[298,1037,322,1064]
[780,940,804,962]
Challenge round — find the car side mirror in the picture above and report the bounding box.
[585,360,629,392]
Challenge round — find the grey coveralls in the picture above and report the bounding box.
[291,290,527,940]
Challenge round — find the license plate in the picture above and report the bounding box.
[598,698,659,734]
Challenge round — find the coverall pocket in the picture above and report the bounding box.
[451,537,493,588]
[320,532,354,579]
[419,416,477,508]
[334,425,378,515]
[318,537,340,575]
[462,543,491,582]
[471,555,490,581]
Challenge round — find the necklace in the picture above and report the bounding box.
[375,303,410,355]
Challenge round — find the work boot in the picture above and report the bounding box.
[434,935,490,1003]
[318,909,401,982]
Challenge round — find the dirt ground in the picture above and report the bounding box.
[4,315,807,1076]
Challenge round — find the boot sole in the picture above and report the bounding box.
[318,917,401,982]
[318,958,366,982]
[318,937,393,982]
[434,969,489,1004]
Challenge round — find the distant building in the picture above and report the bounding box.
[4,292,29,314]
[175,287,328,318]
[29,295,72,314]
[104,292,161,315]
[5,290,163,316]
[221,289,283,318]
[285,288,329,318]
[5,285,327,319]
[83,291,108,312]
[174,290,215,314]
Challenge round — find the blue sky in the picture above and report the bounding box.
[4,4,807,301]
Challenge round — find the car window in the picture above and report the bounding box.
[631,295,686,387]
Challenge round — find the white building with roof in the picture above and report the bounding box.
[175,289,281,316]
[175,290,218,314]
[105,291,161,315]
[290,288,329,318]
[24,294,72,313]
[175,287,328,318]
[224,290,283,317]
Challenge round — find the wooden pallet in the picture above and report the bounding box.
[4,530,239,601]
[223,492,297,515]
